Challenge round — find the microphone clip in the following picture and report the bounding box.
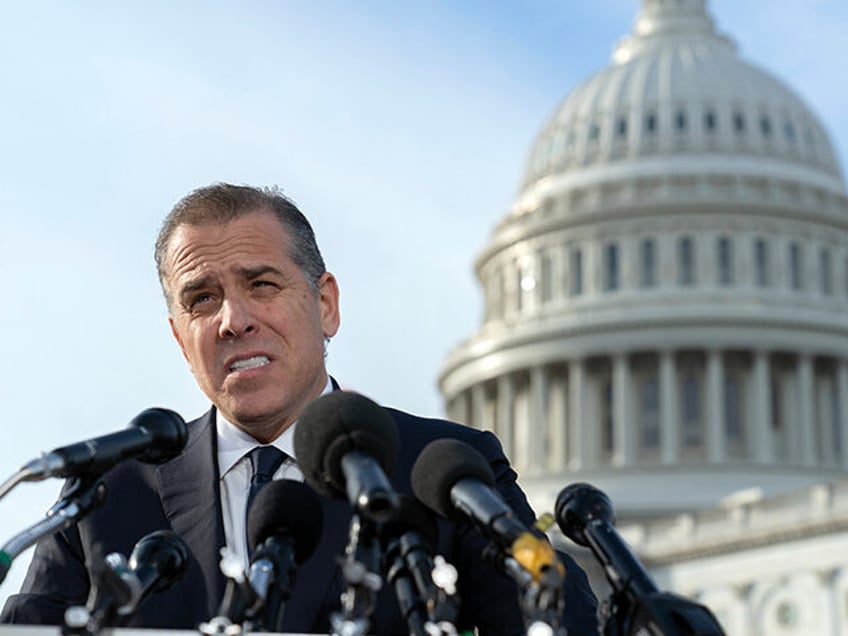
[331,513,384,636]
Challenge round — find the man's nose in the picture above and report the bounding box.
[218,297,256,339]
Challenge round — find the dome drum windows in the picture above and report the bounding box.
[604,242,620,291]
[820,248,833,296]
[640,238,657,288]
[569,246,584,297]
[717,236,734,286]
[789,242,804,291]
[679,236,697,286]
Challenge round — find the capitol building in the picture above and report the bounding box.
[439,1,848,633]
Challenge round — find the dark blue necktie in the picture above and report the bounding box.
[245,446,287,527]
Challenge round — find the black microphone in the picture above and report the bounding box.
[554,483,657,600]
[294,391,399,521]
[555,483,726,635]
[21,408,188,480]
[118,530,190,615]
[379,495,440,636]
[412,439,564,634]
[245,479,324,632]
[411,439,556,570]
[65,531,189,634]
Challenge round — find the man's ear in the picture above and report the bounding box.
[169,317,192,369]
[318,272,341,338]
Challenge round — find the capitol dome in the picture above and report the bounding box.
[521,0,843,200]
[439,0,848,520]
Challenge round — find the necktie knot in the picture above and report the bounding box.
[246,446,287,520]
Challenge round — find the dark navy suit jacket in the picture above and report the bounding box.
[1,406,598,635]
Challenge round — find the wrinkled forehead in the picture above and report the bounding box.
[165,210,290,269]
[161,211,294,294]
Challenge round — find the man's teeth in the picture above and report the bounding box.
[230,356,270,372]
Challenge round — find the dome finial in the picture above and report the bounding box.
[613,0,734,64]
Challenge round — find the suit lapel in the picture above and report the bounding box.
[157,409,226,622]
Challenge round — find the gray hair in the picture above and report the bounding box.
[154,183,326,312]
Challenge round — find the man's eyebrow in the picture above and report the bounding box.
[239,265,287,279]
[177,275,215,301]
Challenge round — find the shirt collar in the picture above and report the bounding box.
[216,376,335,478]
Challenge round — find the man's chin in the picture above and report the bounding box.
[223,403,293,441]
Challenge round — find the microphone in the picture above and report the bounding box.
[554,482,656,600]
[411,439,564,636]
[206,479,324,634]
[245,479,324,632]
[555,483,726,635]
[118,529,190,615]
[411,438,560,582]
[379,495,459,636]
[294,391,399,521]
[64,530,189,634]
[20,408,188,481]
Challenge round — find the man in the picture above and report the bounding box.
[1,183,598,634]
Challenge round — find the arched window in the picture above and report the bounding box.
[679,236,696,286]
[704,110,717,132]
[569,246,583,296]
[604,243,619,291]
[640,238,657,288]
[789,242,803,290]
[821,248,833,295]
[717,236,733,285]
[645,111,657,134]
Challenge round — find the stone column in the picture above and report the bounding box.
[660,350,678,464]
[547,371,568,471]
[751,351,772,462]
[568,359,585,470]
[452,391,470,427]
[612,353,633,466]
[529,366,548,475]
[471,383,486,431]
[706,349,725,462]
[797,354,816,466]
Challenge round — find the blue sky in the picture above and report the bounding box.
[1,0,847,608]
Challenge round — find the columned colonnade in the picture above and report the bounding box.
[446,348,848,475]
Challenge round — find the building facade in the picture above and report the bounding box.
[439,1,848,633]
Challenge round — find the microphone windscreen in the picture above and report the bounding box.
[294,391,399,499]
[554,482,615,548]
[247,479,324,564]
[380,494,439,549]
[128,529,190,594]
[411,438,495,520]
[131,408,188,464]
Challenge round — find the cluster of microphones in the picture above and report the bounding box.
[0,393,726,636]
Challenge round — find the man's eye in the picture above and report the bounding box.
[189,293,213,308]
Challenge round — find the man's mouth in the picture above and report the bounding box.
[229,355,270,372]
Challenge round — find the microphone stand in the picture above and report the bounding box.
[395,534,459,636]
[494,553,562,636]
[199,548,257,636]
[331,513,383,636]
[0,475,107,585]
[63,547,134,636]
[600,588,725,636]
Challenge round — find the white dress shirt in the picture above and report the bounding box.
[216,377,332,568]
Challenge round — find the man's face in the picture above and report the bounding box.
[165,209,340,442]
